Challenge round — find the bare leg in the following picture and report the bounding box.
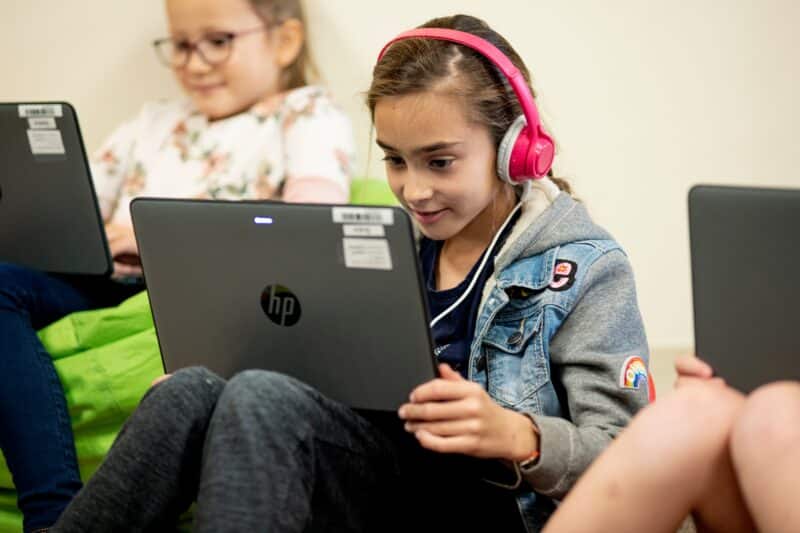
[731,381,800,533]
[543,383,755,533]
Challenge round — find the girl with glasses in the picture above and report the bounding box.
[99,0,353,277]
[0,1,353,531]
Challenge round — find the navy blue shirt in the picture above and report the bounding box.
[420,212,520,377]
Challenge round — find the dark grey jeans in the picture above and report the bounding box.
[52,367,525,532]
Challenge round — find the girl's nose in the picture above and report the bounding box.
[183,50,214,75]
[403,172,434,204]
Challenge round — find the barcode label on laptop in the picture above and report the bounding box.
[343,238,393,270]
[18,104,63,118]
[342,224,385,237]
[332,207,394,225]
[28,117,56,129]
[27,129,65,155]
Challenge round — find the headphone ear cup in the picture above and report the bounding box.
[530,132,555,178]
[498,115,555,182]
[497,115,528,184]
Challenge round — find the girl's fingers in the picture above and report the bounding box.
[112,262,143,278]
[675,376,726,389]
[398,397,481,422]
[150,374,172,387]
[674,355,714,378]
[410,378,478,403]
[413,430,477,455]
[404,418,481,437]
[438,363,464,381]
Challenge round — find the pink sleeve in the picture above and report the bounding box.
[280,89,355,204]
[282,176,348,204]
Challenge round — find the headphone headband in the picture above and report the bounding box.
[377,28,544,148]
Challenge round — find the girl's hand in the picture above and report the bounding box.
[674,355,725,388]
[105,223,143,278]
[151,374,172,388]
[398,364,538,462]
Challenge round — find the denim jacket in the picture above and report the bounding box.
[469,179,650,531]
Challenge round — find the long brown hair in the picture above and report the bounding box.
[248,0,318,90]
[367,14,571,193]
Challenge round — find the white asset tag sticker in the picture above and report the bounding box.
[27,129,65,155]
[332,207,394,225]
[342,224,385,237]
[28,117,56,129]
[18,104,63,118]
[343,238,393,270]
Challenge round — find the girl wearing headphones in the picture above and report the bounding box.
[52,14,649,533]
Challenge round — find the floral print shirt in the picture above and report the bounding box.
[91,85,355,227]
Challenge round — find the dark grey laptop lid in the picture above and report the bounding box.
[0,102,111,275]
[131,198,437,410]
[689,184,800,393]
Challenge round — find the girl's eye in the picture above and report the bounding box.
[429,158,454,170]
[206,34,232,48]
[382,156,405,168]
[175,40,192,52]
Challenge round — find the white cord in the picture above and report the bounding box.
[429,202,523,329]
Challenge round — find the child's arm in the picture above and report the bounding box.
[518,249,650,499]
[276,89,355,204]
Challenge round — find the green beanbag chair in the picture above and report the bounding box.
[0,179,397,532]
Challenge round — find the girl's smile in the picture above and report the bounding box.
[410,207,449,226]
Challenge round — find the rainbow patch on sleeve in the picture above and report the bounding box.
[619,356,648,390]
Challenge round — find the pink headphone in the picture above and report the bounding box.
[377,28,555,183]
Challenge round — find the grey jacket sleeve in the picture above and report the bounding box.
[521,249,650,499]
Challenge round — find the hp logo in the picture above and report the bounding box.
[261,285,302,327]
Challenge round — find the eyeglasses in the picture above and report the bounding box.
[152,27,268,68]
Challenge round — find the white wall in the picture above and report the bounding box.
[2,0,799,349]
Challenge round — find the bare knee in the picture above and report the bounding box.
[732,381,800,460]
[627,383,744,465]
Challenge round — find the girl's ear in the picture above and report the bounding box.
[273,18,304,69]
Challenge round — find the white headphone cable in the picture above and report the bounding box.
[429,201,522,329]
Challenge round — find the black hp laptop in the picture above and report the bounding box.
[689,184,800,393]
[131,198,437,410]
[0,102,112,275]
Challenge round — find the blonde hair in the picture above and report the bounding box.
[248,0,318,89]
